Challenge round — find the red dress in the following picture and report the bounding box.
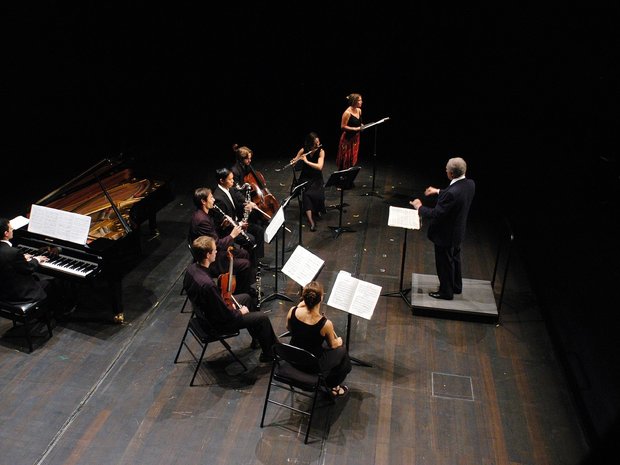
[336,113,361,170]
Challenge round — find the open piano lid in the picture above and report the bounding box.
[30,155,172,244]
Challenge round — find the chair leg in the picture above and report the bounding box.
[180,295,190,313]
[304,386,321,444]
[260,365,277,427]
[190,343,209,386]
[23,319,33,353]
[219,339,247,372]
[44,308,53,338]
[174,326,190,363]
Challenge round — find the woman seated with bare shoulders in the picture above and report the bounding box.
[286,281,352,397]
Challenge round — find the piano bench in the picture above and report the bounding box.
[0,299,53,353]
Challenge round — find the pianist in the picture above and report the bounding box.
[0,218,72,315]
[0,218,53,304]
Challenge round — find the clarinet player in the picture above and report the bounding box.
[212,167,265,264]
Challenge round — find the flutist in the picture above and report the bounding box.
[289,132,326,232]
[213,168,265,264]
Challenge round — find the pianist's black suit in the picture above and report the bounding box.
[0,242,48,304]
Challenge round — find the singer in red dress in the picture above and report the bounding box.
[336,93,363,170]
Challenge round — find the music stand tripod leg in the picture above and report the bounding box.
[329,184,356,238]
[259,228,293,305]
[381,228,411,306]
[362,126,384,198]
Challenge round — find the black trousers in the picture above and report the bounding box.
[433,244,462,299]
[320,346,352,388]
[225,293,278,356]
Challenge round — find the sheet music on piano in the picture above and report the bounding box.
[28,204,92,245]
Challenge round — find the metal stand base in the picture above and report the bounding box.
[260,293,293,305]
[329,226,356,239]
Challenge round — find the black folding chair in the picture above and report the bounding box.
[174,307,247,385]
[180,241,197,313]
[260,342,333,443]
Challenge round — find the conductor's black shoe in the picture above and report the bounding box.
[259,352,273,363]
[310,224,317,232]
[429,292,453,300]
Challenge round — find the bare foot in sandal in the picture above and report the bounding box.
[330,385,349,398]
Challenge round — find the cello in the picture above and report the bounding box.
[219,246,236,308]
[243,164,280,219]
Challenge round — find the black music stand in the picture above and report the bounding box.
[360,117,390,198]
[285,176,308,252]
[381,228,412,306]
[326,166,361,239]
[260,198,299,306]
[260,226,293,305]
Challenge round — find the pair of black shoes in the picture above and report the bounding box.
[428,290,462,300]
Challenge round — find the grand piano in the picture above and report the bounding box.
[12,157,174,323]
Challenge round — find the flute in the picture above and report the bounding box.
[279,144,323,170]
[212,203,257,249]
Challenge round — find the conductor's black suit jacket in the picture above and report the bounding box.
[418,178,476,248]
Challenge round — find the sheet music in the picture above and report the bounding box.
[264,206,285,244]
[10,215,29,230]
[281,245,325,286]
[326,270,381,320]
[27,204,91,245]
[388,206,420,230]
[361,116,390,131]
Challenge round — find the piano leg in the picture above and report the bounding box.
[108,278,124,324]
[148,215,159,236]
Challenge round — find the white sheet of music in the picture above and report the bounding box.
[27,204,91,245]
[326,270,381,320]
[10,215,29,230]
[281,245,325,287]
[264,206,285,244]
[388,206,420,230]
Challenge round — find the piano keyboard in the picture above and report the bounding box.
[17,245,99,278]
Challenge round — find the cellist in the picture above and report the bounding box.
[231,143,279,223]
[231,143,253,186]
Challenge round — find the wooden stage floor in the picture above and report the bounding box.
[0,155,589,465]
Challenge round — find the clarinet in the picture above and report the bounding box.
[236,183,252,224]
[212,203,257,249]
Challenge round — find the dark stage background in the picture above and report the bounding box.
[3,4,619,459]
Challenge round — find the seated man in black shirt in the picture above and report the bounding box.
[183,236,278,362]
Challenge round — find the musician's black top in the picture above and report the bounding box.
[0,241,47,304]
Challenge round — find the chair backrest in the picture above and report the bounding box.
[187,241,198,263]
[273,343,321,374]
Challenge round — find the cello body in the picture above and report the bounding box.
[243,164,280,219]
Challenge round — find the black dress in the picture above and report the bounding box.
[288,306,352,388]
[297,150,326,216]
